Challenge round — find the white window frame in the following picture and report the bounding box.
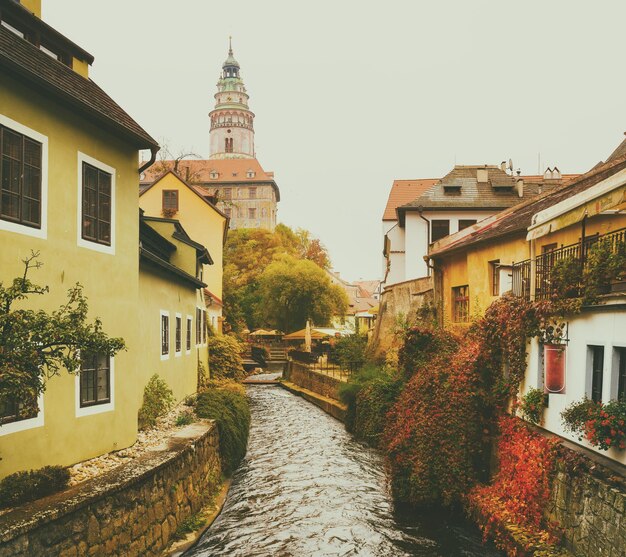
[0,393,45,436]
[77,152,116,255]
[75,357,115,418]
[175,312,182,357]
[186,314,193,355]
[610,343,626,400]
[160,310,170,360]
[0,114,48,239]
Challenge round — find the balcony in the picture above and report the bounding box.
[512,227,626,301]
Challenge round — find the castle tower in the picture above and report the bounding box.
[209,39,255,159]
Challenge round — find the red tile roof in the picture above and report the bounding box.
[382,179,438,221]
[429,156,626,258]
[142,158,274,184]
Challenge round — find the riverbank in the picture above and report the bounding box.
[185,386,498,556]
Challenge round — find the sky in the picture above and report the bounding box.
[46,1,626,282]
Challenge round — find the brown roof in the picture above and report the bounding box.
[429,155,626,258]
[0,25,158,149]
[382,179,438,220]
[607,134,626,162]
[399,166,565,218]
[141,158,280,201]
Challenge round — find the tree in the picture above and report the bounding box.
[255,255,347,332]
[0,253,125,419]
[222,225,332,332]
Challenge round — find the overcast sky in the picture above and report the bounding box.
[46,1,626,282]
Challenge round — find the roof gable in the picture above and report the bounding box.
[382,179,438,221]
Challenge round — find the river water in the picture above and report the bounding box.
[187,386,501,557]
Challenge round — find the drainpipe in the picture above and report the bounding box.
[418,205,431,276]
[139,146,159,174]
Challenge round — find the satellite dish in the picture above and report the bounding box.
[508,159,513,172]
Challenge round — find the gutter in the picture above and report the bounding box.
[139,146,159,174]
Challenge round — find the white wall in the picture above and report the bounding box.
[524,306,626,465]
[382,220,406,284]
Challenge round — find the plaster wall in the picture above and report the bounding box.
[525,307,626,466]
[139,173,226,301]
[0,75,141,477]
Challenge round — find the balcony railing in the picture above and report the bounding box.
[512,227,626,300]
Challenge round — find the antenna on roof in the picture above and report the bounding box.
[538,152,541,175]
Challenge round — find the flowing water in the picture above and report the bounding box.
[186,386,501,557]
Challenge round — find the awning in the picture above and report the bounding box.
[527,168,626,241]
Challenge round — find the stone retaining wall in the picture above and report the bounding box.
[547,460,626,557]
[370,276,433,356]
[0,421,221,557]
[285,361,342,401]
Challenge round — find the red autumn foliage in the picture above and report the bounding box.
[467,415,560,554]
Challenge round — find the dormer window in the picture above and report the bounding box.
[1,20,24,38]
[246,170,255,178]
[209,171,218,179]
[443,184,462,194]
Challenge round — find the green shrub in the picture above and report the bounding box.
[0,465,69,508]
[176,411,195,427]
[195,388,250,475]
[339,364,401,443]
[519,387,546,425]
[138,374,175,430]
[550,256,582,299]
[330,334,368,370]
[208,335,245,380]
[173,512,206,540]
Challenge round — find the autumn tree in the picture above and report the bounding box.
[0,253,125,420]
[255,255,347,332]
[222,225,332,332]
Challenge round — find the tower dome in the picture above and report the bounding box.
[209,38,255,160]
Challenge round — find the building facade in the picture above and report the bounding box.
[428,153,626,464]
[0,0,207,478]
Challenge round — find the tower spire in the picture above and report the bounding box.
[229,35,232,55]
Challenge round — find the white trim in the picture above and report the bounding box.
[75,357,115,417]
[160,309,170,360]
[0,393,44,436]
[186,314,192,355]
[175,312,182,357]
[527,167,626,238]
[0,114,48,240]
[77,152,116,255]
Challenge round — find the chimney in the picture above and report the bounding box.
[477,168,489,183]
[516,178,524,198]
[500,161,507,172]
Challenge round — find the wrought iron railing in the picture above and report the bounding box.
[512,227,626,300]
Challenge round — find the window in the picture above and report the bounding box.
[431,220,450,243]
[196,308,202,345]
[542,243,558,253]
[490,260,500,296]
[161,312,169,357]
[248,207,257,219]
[80,353,111,407]
[186,316,192,352]
[81,162,112,246]
[162,190,179,212]
[459,219,477,231]
[261,207,267,218]
[225,138,234,153]
[590,345,604,403]
[452,285,469,322]
[223,188,232,199]
[0,397,37,425]
[616,348,626,401]
[1,124,42,228]
[175,315,182,354]
[202,310,207,344]
[246,170,255,178]
[249,187,256,199]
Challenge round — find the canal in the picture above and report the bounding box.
[186,386,501,557]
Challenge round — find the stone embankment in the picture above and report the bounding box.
[0,422,221,557]
[281,361,347,422]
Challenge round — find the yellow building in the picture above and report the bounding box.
[139,170,228,333]
[0,1,208,478]
[139,215,211,399]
